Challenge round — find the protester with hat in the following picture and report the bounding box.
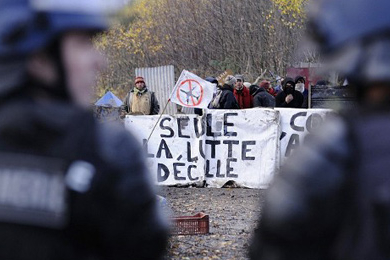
[275,77,304,108]
[295,75,308,108]
[122,76,160,115]
[249,84,275,108]
[0,0,169,258]
[260,80,278,97]
[209,75,240,109]
[233,74,253,109]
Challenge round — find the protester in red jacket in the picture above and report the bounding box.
[260,80,278,97]
[233,74,253,109]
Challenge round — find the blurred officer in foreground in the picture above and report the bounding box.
[0,0,168,259]
[250,0,390,260]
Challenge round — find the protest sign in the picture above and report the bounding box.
[202,108,280,188]
[125,108,280,188]
[125,114,205,185]
[125,108,333,188]
[170,70,215,109]
[276,108,333,163]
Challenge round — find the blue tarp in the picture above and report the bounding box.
[95,91,123,107]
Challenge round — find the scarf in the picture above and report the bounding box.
[134,87,147,96]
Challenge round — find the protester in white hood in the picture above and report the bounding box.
[294,76,306,93]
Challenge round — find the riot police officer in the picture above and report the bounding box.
[250,0,390,259]
[0,0,168,259]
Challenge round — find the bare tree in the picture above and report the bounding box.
[94,0,312,98]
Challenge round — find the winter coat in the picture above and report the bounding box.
[234,87,253,109]
[252,87,275,108]
[0,95,169,260]
[275,90,304,108]
[122,88,160,115]
[217,84,240,109]
[302,89,309,108]
[267,87,278,97]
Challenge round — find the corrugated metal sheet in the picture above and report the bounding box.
[135,65,194,115]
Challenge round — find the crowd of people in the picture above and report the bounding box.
[204,73,308,111]
[119,72,309,118]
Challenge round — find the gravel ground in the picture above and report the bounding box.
[157,187,267,260]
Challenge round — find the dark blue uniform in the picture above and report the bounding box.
[0,96,168,259]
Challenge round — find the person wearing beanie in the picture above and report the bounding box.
[225,75,237,87]
[250,84,275,108]
[275,77,304,108]
[122,76,160,115]
[260,80,278,97]
[209,75,239,109]
[233,74,253,109]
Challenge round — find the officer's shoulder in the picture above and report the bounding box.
[322,112,349,139]
[305,112,351,157]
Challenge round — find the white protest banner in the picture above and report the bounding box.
[203,108,280,189]
[170,70,215,109]
[276,108,333,163]
[125,114,206,186]
[124,108,280,189]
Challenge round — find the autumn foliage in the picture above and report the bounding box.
[94,0,309,98]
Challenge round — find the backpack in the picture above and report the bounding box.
[208,88,223,109]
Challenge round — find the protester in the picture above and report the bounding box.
[0,0,169,259]
[122,76,160,115]
[249,85,275,108]
[250,0,390,259]
[275,77,304,108]
[210,75,239,109]
[294,75,308,108]
[176,104,185,114]
[274,77,283,93]
[260,80,278,97]
[233,74,253,109]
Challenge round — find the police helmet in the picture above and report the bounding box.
[0,0,121,60]
[308,0,390,84]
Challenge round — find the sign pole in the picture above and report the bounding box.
[144,69,215,145]
[145,97,172,144]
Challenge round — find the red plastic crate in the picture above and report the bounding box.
[171,212,209,235]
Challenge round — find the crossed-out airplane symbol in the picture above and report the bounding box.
[180,88,200,104]
[177,79,204,106]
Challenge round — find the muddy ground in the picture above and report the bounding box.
[157,187,267,260]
